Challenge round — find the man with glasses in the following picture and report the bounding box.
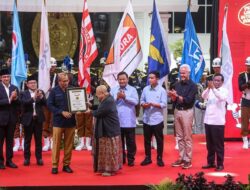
[20,74,46,166]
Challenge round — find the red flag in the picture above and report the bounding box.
[78,0,98,94]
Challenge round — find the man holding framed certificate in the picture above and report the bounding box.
[47,72,76,174]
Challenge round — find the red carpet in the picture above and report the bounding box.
[0,135,249,187]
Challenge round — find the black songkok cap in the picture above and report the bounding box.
[27,73,38,82]
[0,68,10,76]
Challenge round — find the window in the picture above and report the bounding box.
[169,1,212,34]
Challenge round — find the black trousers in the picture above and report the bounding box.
[0,122,15,165]
[121,128,136,163]
[205,124,225,166]
[23,118,43,161]
[143,122,164,159]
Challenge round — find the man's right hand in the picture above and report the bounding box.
[141,103,151,109]
[62,111,72,118]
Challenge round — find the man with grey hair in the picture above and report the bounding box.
[168,64,197,169]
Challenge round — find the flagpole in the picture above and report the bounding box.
[15,0,17,7]
[221,4,228,58]
[188,0,191,9]
[224,3,228,17]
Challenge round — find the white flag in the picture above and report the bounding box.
[103,0,143,87]
[38,0,51,94]
[221,6,233,105]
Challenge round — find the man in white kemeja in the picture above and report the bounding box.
[201,73,228,172]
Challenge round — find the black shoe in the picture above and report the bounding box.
[157,159,165,167]
[215,165,224,171]
[202,164,216,169]
[123,158,126,164]
[171,160,184,167]
[140,157,152,166]
[23,159,30,166]
[128,161,134,167]
[51,168,58,174]
[0,164,5,169]
[37,159,44,166]
[6,161,18,168]
[62,165,73,173]
[182,161,192,169]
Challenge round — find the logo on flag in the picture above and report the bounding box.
[103,0,142,87]
[148,0,171,84]
[11,1,27,89]
[182,8,205,83]
[12,32,17,50]
[78,0,98,94]
[188,39,204,74]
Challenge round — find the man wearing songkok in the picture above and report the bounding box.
[0,68,19,169]
[20,74,46,166]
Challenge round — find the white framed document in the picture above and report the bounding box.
[66,87,87,113]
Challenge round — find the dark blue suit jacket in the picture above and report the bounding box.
[0,83,20,126]
[20,90,46,126]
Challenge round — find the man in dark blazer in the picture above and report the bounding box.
[0,68,20,169]
[20,74,46,166]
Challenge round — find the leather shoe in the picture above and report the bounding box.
[6,161,18,168]
[202,164,216,169]
[157,159,165,167]
[37,159,44,166]
[62,165,73,173]
[51,168,58,174]
[140,157,152,166]
[123,157,126,164]
[23,159,30,166]
[215,165,224,171]
[0,164,5,169]
[128,161,134,167]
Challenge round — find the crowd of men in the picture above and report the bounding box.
[0,56,250,176]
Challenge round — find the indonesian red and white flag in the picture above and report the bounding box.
[78,0,98,94]
[103,0,143,87]
[38,0,51,95]
[220,6,233,105]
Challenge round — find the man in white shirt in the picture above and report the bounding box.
[201,73,228,171]
[0,68,19,169]
[20,74,46,166]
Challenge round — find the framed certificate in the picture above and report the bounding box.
[66,87,87,113]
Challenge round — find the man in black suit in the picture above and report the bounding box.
[20,74,46,166]
[0,68,19,169]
